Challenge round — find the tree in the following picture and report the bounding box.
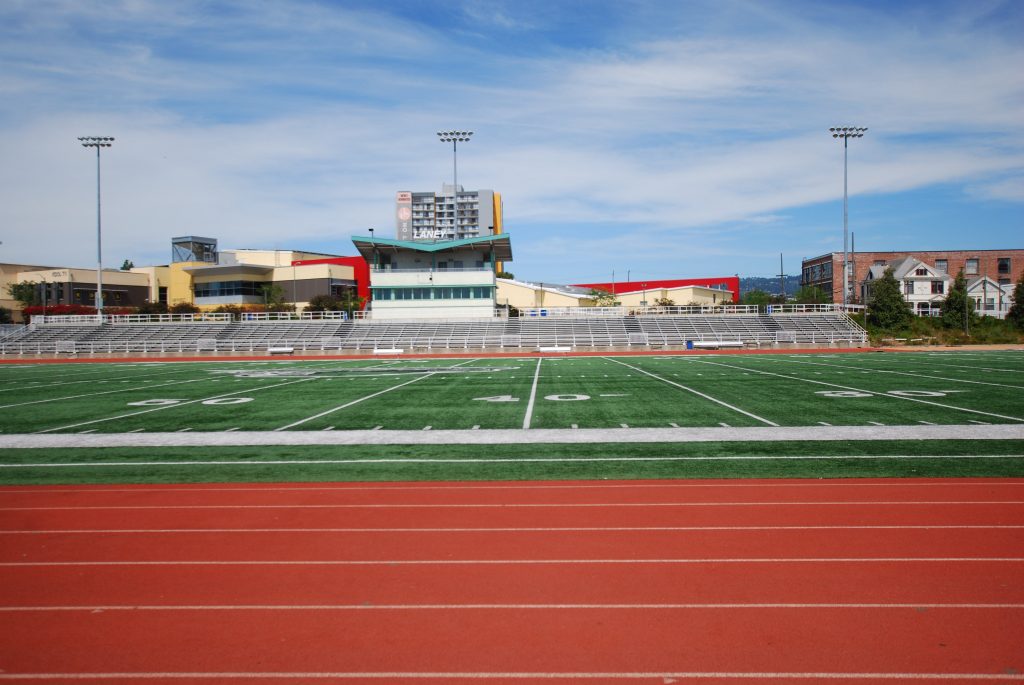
[867,268,912,329]
[1006,273,1024,331]
[739,289,772,307]
[496,271,515,280]
[0,307,13,324]
[137,301,169,315]
[794,285,831,305]
[307,294,343,312]
[653,297,675,307]
[6,281,40,308]
[168,302,200,314]
[120,259,135,271]
[939,270,978,331]
[588,289,619,307]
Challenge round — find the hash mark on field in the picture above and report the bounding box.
[669,423,680,428]
[322,427,334,432]
[620,423,629,428]
[818,422,832,426]
[868,422,886,426]
[472,425,480,430]
[423,426,432,431]
[571,424,578,429]
[919,421,937,425]
[372,426,382,430]
[224,427,240,432]
[128,428,146,433]
[176,428,193,433]
[719,423,730,427]
[77,430,96,434]
[969,420,991,425]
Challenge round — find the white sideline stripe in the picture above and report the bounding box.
[3,557,1023,568]
[522,358,542,430]
[604,358,778,426]
[0,377,205,409]
[274,374,436,431]
[5,525,1022,534]
[3,603,1021,611]
[695,359,1024,423]
[778,358,1024,389]
[0,672,1022,681]
[6,481,1023,495]
[3,454,1023,469]
[3,500,1021,511]
[36,378,316,434]
[5,424,1023,447]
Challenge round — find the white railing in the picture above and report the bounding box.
[518,305,760,318]
[34,313,233,325]
[239,311,349,322]
[767,304,865,314]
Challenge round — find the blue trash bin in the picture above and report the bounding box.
[686,340,694,350]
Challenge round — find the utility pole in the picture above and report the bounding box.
[777,253,787,301]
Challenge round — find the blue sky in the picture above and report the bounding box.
[1,0,1021,283]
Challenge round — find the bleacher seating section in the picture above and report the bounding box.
[0,313,867,355]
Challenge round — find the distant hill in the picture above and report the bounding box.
[739,275,802,296]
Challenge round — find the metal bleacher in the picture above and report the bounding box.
[0,311,867,356]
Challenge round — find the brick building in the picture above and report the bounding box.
[801,249,1024,306]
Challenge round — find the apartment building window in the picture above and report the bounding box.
[965,258,979,275]
[931,281,944,294]
[935,259,947,272]
[998,257,1011,274]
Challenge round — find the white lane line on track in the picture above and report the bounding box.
[3,558,1023,567]
[603,357,778,426]
[1,672,1022,681]
[3,603,1022,611]
[694,359,1024,423]
[3,454,1022,469]
[3,501,1022,511]
[4,525,1022,534]
[522,358,542,430]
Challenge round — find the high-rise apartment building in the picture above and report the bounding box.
[395,185,503,242]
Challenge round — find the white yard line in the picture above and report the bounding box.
[775,358,1024,389]
[0,377,207,410]
[34,378,316,434]
[695,359,1024,423]
[0,367,191,394]
[603,357,778,426]
[522,358,543,430]
[3,423,1023,448]
[2,454,1022,469]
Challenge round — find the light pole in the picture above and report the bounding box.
[437,130,472,238]
[829,126,867,309]
[79,136,114,319]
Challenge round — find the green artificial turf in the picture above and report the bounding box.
[1,351,1022,484]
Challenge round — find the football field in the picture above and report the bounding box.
[2,350,1023,484]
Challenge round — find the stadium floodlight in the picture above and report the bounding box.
[437,130,473,237]
[829,126,867,309]
[78,136,115,319]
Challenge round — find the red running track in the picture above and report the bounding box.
[0,478,1022,684]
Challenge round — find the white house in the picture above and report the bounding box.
[862,256,952,317]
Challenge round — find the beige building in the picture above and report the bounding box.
[497,279,733,311]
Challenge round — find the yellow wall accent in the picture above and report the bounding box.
[167,262,203,305]
[493,192,504,274]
